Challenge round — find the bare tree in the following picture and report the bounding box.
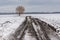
[16,6,25,16]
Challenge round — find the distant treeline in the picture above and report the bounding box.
[0,12,60,15]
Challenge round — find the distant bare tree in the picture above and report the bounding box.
[16,6,25,16]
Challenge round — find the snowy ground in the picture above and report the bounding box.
[0,16,25,40]
[22,14,60,28]
[22,14,60,37]
[0,14,60,40]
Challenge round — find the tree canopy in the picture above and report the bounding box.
[16,6,25,13]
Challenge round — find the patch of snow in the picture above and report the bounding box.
[0,16,25,40]
[0,14,60,40]
[21,14,60,37]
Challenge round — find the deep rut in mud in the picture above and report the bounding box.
[14,16,60,40]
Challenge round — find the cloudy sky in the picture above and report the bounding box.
[0,0,60,12]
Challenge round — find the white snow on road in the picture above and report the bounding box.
[0,14,60,40]
[21,14,60,40]
[22,14,60,28]
[22,14,60,37]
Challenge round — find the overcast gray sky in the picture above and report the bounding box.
[0,0,60,6]
[0,0,60,12]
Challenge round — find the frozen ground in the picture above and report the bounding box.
[0,14,60,40]
[0,16,25,40]
[22,14,60,37]
[22,14,60,28]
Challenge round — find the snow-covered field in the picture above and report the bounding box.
[22,14,60,37]
[22,14,60,28]
[0,14,60,40]
[0,16,25,40]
